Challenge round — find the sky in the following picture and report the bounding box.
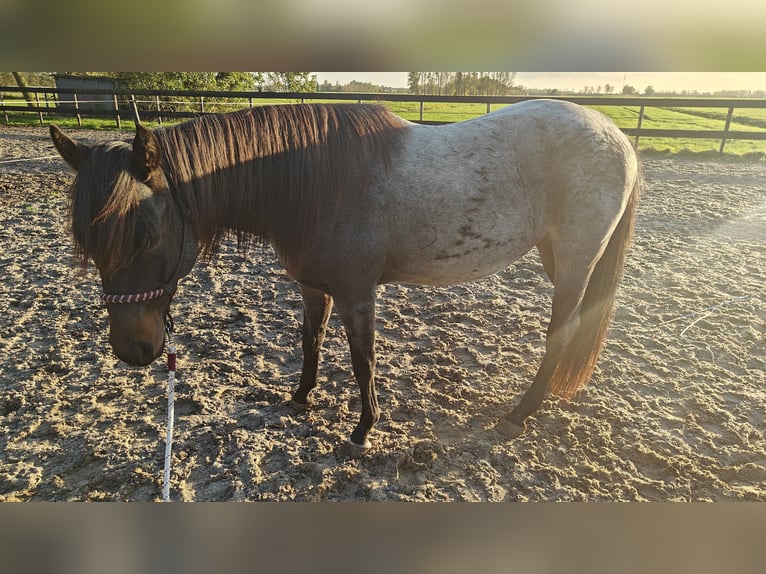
[315,72,766,93]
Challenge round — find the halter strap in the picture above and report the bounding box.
[101,288,166,304]
[100,193,188,305]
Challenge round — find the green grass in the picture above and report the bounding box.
[588,105,644,128]
[586,104,766,156]
[4,97,766,159]
[675,106,766,129]
[3,114,137,131]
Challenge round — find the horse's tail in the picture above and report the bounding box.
[549,169,641,398]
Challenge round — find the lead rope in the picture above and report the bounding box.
[162,312,177,502]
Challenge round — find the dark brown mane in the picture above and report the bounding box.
[68,142,148,277]
[155,103,409,268]
[68,103,408,277]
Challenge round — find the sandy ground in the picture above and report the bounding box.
[1,125,764,501]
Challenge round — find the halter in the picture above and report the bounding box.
[100,195,188,308]
[101,288,166,304]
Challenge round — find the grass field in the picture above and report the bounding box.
[587,105,766,155]
[4,96,766,159]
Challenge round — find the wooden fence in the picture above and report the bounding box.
[3,86,766,153]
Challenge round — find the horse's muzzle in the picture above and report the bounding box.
[112,338,164,367]
[106,303,167,367]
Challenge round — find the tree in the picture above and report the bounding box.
[115,72,318,93]
[622,84,637,95]
[604,84,614,95]
[215,72,262,92]
[342,80,383,93]
[318,80,341,92]
[644,85,656,96]
[0,72,54,87]
[113,73,316,113]
[115,73,259,113]
[117,72,257,92]
[11,72,34,107]
[453,72,466,96]
[410,72,515,96]
[408,72,423,94]
[264,73,317,92]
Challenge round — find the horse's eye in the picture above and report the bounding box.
[138,233,159,252]
[134,221,160,252]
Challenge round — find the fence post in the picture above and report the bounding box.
[719,106,734,153]
[114,94,121,129]
[73,92,82,127]
[156,95,162,126]
[419,100,424,122]
[0,92,7,124]
[634,105,645,147]
[486,102,491,114]
[129,94,141,125]
[200,96,205,114]
[35,92,44,125]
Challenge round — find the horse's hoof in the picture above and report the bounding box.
[289,399,310,412]
[349,437,372,450]
[495,417,525,439]
[337,439,371,459]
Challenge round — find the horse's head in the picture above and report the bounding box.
[51,124,197,366]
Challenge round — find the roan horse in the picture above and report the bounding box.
[51,99,640,448]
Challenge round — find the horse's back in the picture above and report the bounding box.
[374,99,637,286]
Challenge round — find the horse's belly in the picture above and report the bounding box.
[384,234,535,286]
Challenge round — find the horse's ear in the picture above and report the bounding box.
[132,123,161,182]
[50,125,91,171]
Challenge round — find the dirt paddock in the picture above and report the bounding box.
[1,125,764,501]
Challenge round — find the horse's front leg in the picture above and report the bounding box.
[335,287,379,449]
[290,285,334,409]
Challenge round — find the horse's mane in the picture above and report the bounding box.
[69,142,149,277]
[156,103,409,268]
[68,103,408,277]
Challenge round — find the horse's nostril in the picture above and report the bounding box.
[138,341,158,365]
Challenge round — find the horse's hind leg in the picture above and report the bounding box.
[537,233,555,282]
[496,261,591,438]
[290,285,334,409]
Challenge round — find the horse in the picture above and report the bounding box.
[50,99,640,449]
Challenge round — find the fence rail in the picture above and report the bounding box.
[3,86,766,153]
